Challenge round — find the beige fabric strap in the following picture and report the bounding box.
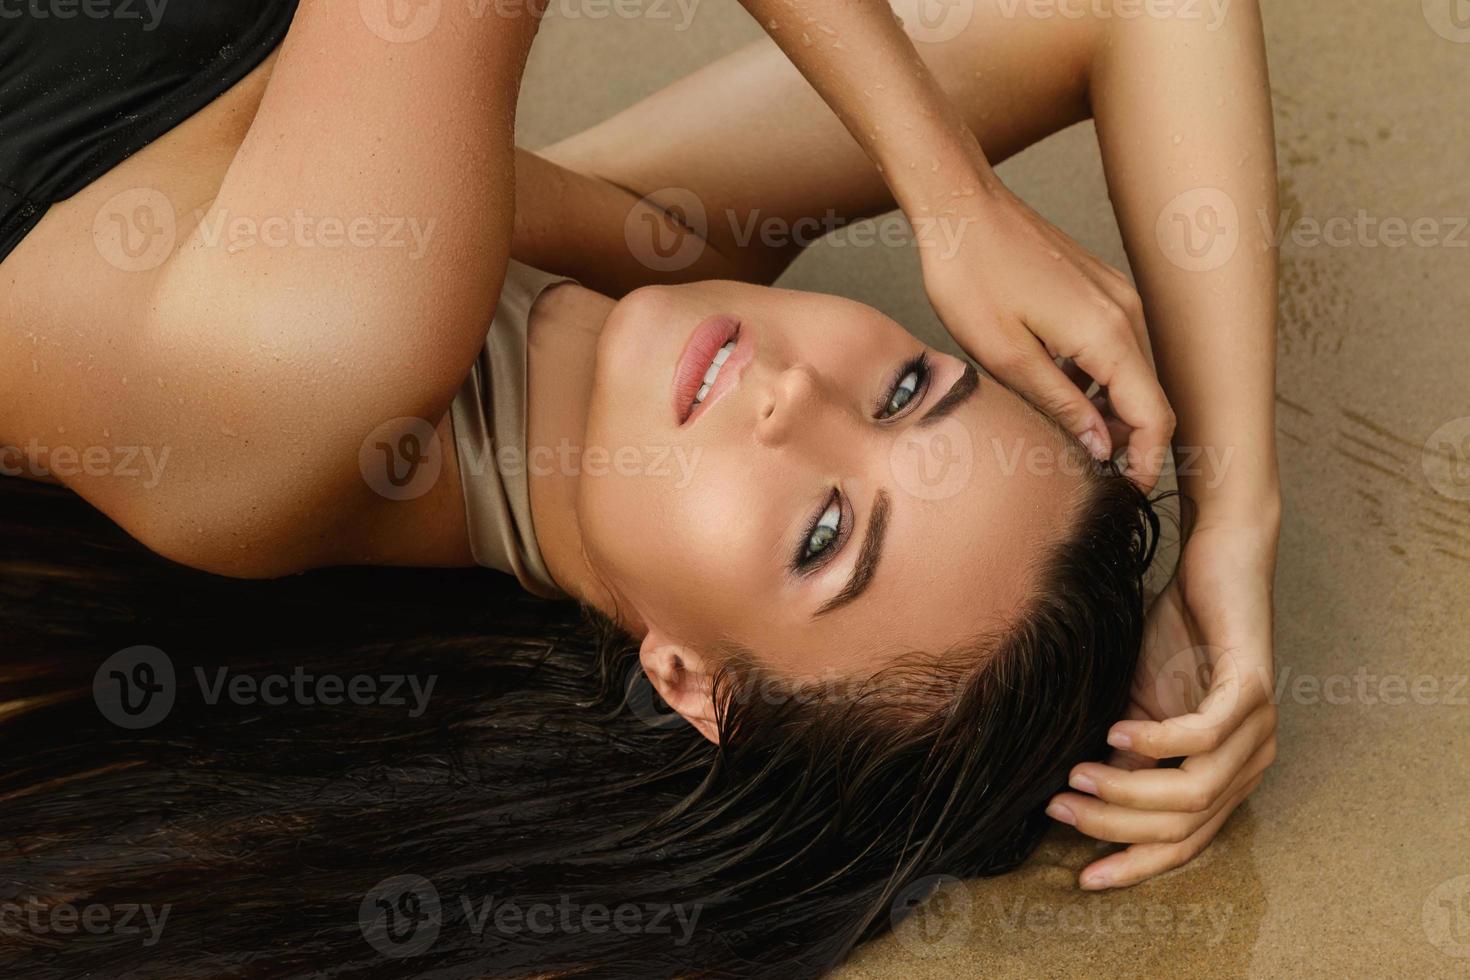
[449,259,575,599]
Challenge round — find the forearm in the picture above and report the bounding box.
[738,0,997,215]
[1091,0,1281,534]
[510,148,746,296]
[534,9,1098,291]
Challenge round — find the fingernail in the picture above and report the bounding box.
[1081,872,1111,890]
[1080,429,1107,459]
[1107,731,1132,751]
[1045,802,1076,826]
[1070,773,1098,795]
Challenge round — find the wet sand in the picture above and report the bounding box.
[519,1,1470,974]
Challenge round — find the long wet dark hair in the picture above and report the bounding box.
[0,454,1159,979]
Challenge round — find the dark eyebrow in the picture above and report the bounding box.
[918,360,980,427]
[814,489,891,618]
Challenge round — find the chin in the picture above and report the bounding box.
[588,286,684,440]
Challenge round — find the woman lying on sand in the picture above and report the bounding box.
[0,0,1279,974]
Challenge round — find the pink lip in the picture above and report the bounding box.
[672,314,753,426]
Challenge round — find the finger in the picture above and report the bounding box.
[1109,652,1270,759]
[1076,771,1264,891]
[1105,700,1160,770]
[1047,788,1210,846]
[1048,739,1269,847]
[1071,703,1275,811]
[980,326,1113,460]
[1066,317,1174,491]
[1086,259,1150,352]
[1089,389,1134,453]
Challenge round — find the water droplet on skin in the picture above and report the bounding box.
[832,40,845,50]
[220,426,238,438]
[1172,133,1183,145]
[930,158,940,173]
[819,24,836,36]
[767,18,777,28]
[801,32,811,45]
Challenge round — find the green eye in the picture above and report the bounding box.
[802,500,842,562]
[876,353,930,420]
[882,370,920,417]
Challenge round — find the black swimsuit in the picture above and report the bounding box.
[0,0,300,263]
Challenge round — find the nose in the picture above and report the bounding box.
[754,362,839,448]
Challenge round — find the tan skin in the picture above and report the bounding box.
[0,0,1279,890]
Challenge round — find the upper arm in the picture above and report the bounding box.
[5,0,547,576]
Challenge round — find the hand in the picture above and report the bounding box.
[1043,521,1279,889]
[918,181,1174,490]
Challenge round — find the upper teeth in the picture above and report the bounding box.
[694,339,737,406]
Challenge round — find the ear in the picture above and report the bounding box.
[639,627,720,745]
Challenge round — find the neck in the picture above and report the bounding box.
[524,281,626,622]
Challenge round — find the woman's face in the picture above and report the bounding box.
[578,280,1089,679]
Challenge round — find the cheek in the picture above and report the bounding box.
[578,448,762,634]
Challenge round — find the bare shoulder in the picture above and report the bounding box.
[0,53,475,577]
